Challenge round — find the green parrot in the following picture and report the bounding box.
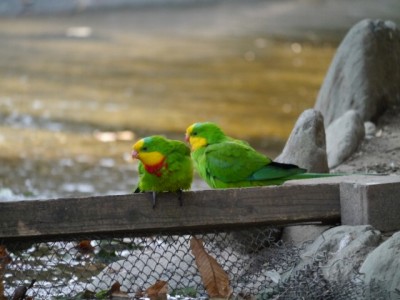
[131,135,193,207]
[185,122,338,188]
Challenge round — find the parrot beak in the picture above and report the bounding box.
[131,150,139,159]
[185,133,190,143]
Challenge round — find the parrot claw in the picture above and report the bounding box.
[178,189,183,206]
[152,191,157,209]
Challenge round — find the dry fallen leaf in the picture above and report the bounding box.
[11,280,36,300]
[0,245,11,300]
[109,282,122,294]
[146,280,168,300]
[190,237,232,299]
[110,282,129,299]
[135,287,145,299]
[97,281,129,299]
[0,245,11,266]
[76,240,94,254]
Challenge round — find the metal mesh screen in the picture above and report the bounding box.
[0,227,394,299]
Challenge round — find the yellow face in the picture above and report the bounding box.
[185,124,207,151]
[131,139,165,166]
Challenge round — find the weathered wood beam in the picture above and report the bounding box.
[0,184,340,242]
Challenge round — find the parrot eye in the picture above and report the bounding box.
[142,147,148,151]
[192,132,197,136]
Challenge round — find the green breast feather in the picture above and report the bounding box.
[135,138,193,193]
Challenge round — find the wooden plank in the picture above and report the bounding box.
[340,178,400,231]
[0,184,340,242]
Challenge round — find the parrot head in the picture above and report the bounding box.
[185,122,225,151]
[131,136,168,167]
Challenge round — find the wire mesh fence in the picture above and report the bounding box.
[0,226,396,300]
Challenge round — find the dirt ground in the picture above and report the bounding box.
[332,106,400,175]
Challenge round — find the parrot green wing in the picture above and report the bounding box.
[188,122,336,188]
[203,142,307,184]
[163,139,193,190]
[249,161,306,181]
[170,140,191,157]
[204,141,272,183]
[133,162,146,192]
[165,140,191,171]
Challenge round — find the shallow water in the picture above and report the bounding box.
[0,5,337,199]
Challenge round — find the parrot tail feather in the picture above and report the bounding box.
[289,172,343,180]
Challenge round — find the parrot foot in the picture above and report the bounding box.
[177,189,183,206]
[152,191,157,209]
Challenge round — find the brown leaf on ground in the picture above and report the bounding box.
[135,287,145,299]
[105,282,129,299]
[146,280,168,300]
[109,282,122,294]
[76,240,94,254]
[0,245,12,266]
[190,237,232,299]
[0,245,11,300]
[11,279,36,300]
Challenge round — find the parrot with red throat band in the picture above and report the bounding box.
[131,135,193,208]
[185,122,339,189]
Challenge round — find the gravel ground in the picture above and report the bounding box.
[333,106,400,175]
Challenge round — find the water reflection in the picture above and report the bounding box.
[0,3,339,199]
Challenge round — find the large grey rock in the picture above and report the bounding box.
[364,121,377,139]
[281,225,332,247]
[275,109,329,172]
[88,235,260,295]
[315,19,400,126]
[287,225,381,283]
[88,236,201,293]
[326,110,365,168]
[360,231,400,295]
